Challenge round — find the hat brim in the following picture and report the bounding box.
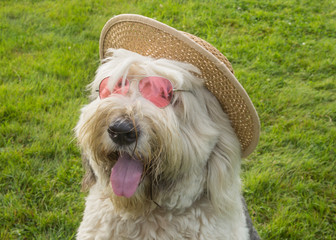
[99,14,260,158]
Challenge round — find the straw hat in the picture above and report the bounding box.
[99,14,260,158]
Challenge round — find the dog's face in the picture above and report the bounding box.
[76,49,242,216]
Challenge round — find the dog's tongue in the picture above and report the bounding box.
[110,153,143,198]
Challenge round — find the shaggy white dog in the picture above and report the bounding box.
[75,49,250,239]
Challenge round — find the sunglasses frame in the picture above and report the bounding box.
[97,75,191,108]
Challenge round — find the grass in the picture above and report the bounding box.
[1,0,335,239]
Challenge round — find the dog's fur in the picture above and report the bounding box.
[75,49,249,239]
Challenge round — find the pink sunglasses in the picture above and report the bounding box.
[99,76,190,108]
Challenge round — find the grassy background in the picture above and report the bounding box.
[1,0,335,239]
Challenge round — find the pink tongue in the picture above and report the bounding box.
[110,153,143,198]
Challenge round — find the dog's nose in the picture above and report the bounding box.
[108,120,138,145]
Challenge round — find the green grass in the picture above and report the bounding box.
[1,0,335,239]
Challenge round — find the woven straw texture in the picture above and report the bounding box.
[99,14,260,157]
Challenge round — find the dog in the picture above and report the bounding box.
[75,14,260,240]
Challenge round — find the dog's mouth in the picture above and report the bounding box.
[110,152,143,198]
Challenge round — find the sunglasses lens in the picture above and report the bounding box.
[99,77,130,99]
[99,77,111,99]
[139,77,173,108]
[112,78,129,95]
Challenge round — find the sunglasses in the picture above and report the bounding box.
[98,76,190,108]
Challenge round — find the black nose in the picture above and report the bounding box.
[108,120,138,146]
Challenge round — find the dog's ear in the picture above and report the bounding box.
[204,92,243,215]
[81,153,96,192]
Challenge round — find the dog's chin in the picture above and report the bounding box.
[109,176,157,216]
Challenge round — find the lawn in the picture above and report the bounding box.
[1,0,335,239]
